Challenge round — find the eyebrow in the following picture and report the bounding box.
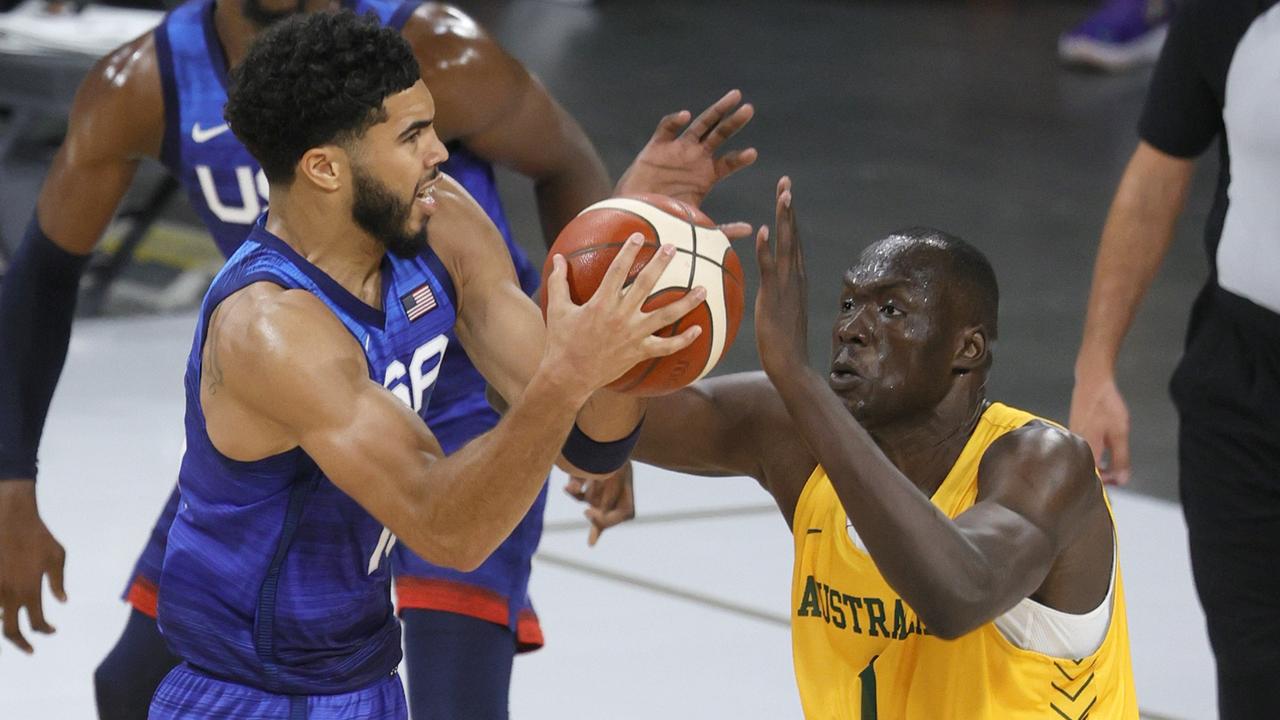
[397,119,433,142]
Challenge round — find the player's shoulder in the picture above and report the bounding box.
[400,3,506,71]
[980,420,1097,499]
[214,283,363,371]
[84,31,163,108]
[425,174,508,275]
[68,31,164,157]
[399,3,525,136]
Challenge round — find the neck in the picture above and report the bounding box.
[212,1,261,70]
[212,0,339,70]
[865,376,988,497]
[265,189,386,308]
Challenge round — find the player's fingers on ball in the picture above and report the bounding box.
[544,254,572,309]
[597,233,646,298]
[644,325,702,358]
[624,243,677,305]
[714,148,758,180]
[643,287,707,334]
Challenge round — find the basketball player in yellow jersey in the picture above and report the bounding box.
[575,178,1139,718]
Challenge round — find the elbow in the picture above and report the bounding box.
[403,531,490,574]
[909,577,997,641]
[916,607,979,641]
[440,551,486,574]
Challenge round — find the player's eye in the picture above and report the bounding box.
[840,298,855,312]
[405,130,420,144]
[879,302,902,317]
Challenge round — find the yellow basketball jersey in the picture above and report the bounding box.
[790,402,1138,719]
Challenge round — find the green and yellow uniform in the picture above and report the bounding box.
[790,403,1138,719]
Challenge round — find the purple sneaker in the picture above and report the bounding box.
[1059,0,1172,72]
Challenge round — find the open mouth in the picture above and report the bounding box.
[414,174,439,214]
[828,369,863,390]
[828,353,866,390]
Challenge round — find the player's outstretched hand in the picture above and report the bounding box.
[0,480,67,654]
[1068,374,1132,486]
[543,233,707,392]
[615,89,757,239]
[565,462,635,546]
[754,177,808,377]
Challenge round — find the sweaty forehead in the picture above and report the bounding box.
[845,237,949,291]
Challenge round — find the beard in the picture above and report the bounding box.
[351,164,429,260]
[242,0,308,29]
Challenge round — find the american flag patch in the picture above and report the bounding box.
[400,282,437,322]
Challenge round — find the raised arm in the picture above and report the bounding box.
[204,216,699,570]
[754,179,1108,638]
[404,3,611,245]
[1069,141,1195,485]
[0,33,162,654]
[427,176,707,474]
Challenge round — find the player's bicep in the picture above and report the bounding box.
[952,425,1099,600]
[297,377,445,536]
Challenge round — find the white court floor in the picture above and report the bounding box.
[0,314,1216,719]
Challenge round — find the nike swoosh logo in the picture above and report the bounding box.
[191,122,230,143]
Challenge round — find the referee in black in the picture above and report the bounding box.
[1070,0,1280,716]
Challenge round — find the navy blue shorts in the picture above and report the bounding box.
[149,664,407,719]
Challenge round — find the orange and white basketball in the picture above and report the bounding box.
[539,194,745,396]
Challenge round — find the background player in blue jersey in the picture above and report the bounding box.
[0,1,755,718]
[145,12,714,717]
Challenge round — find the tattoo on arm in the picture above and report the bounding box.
[204,295,243,396]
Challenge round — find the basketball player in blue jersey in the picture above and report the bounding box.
[0,0,755,718]
[140,12,715,717]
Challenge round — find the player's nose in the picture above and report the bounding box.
[423,135,449,170]
[835,310,870,346]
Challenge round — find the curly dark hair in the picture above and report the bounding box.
[224,11,421,182]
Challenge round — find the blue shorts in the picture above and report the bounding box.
[149,664,406,719]
[124,404,547,649]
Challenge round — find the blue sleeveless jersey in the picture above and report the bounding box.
[157,218,458,693]
[153,0,540,421]
[137,0,550,647]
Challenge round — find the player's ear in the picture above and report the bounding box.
[298,145,345,193]
[953,325,989,374]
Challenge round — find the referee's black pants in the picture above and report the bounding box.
[1174,288,1280,720]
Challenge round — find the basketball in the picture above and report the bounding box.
[538,194,745,396]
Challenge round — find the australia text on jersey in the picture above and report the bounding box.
[797,575,932,640]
